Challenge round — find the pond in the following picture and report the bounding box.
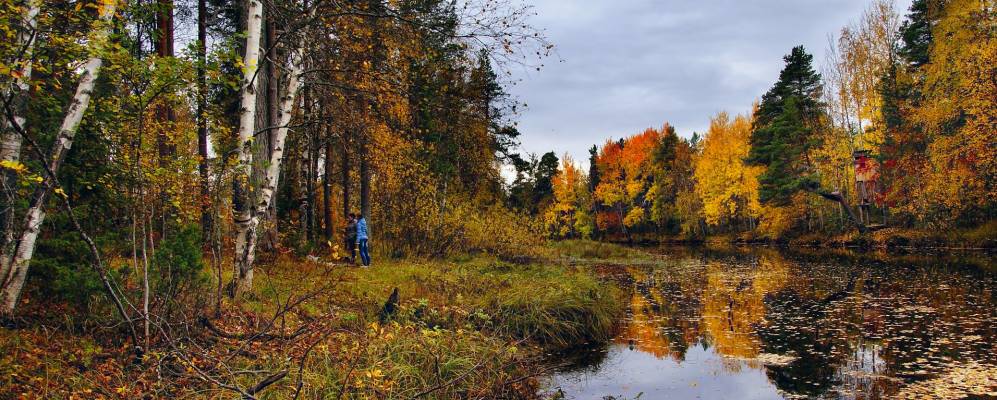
[546,246,997,400]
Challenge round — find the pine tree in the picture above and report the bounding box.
[751,98,815,204]
[748,46,824,205]
[588,145,600,193]
[749,46,871,230]
[899,0,936,68]
[754,46,824,128]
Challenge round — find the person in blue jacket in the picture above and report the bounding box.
[356,214,371,267]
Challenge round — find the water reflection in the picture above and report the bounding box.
[548,247,997,399]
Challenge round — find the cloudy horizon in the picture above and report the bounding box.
[505,0,912,168]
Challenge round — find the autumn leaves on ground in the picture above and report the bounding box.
[0,0,994,399]
[1,247,625,398]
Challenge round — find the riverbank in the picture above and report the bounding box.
[621,221,997,252]
[0,251,625,399]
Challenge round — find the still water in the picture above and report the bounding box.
[547,247,997,399]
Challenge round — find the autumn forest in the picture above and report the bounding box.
[0,0,994,398]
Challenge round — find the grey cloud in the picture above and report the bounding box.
[506,0,911,168]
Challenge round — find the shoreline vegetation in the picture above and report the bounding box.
[618,221,997,252]
[1,241,991,398]
[0,245,628,399]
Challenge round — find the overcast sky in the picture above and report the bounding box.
[505,0,911,167]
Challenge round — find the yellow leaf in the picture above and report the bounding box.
[0,160,27,174]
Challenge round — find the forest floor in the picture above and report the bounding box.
[0,241,631,399]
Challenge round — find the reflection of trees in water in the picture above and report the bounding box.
[701,251,790,371]
[753,250,997,399]
[586,246,997,399]
[616,260,705,362]
[757,288,849,397]
[853,261,997,380]
[553,345,611,374]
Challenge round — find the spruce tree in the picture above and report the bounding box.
[899,0,936,68]
[588,144,600,193]
[747,46,824,205]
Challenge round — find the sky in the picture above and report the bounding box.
[505,0,911,168]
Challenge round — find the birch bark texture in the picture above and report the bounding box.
[0,0,41,278]
[0,0,40,164]
[230,0,266,298]
[0,0,118,317]
[230,3,307,296]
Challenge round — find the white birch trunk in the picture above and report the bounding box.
[0,0,41,282]
[230,0,266,297]
[232,47,305,293]
[0,0,40,161]
[0,0,118,317]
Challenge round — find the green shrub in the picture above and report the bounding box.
[152,225,208,298]
[30,233,108,308]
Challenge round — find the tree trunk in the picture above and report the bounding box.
[300,87,314,242]
[0,0,41,280]
[155,0,175,58]
[0,0,40,160]
[323,144,333,241]
[814,190,867,233]
[259,12,280,252]
[197,0,211,239]
[341,131,351,219]
[359,127,370,219]
[155,0,176,238]
[297,128,309,236]
[0,0,118,317]
[230,0,265,298]
[228,45,305,295]
[308,123,319,243]
[322,113,333,242]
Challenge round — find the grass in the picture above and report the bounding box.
[1,251,625,399]
[549,239,650,262]
[246,256,624,398]
[326,256,623,348]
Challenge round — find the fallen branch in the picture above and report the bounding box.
[200,316,309,341]
[813,189,868,233]
[246,370,288,397]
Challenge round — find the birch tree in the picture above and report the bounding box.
[0,0,41,269]
[230,0,266,298]
[230,1,308,297]
[0,0,40,164]
[0,0,118,317]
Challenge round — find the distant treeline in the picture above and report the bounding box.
[530,0,995,242]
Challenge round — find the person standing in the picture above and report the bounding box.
[344,213,357,263]
[356,214,370,267]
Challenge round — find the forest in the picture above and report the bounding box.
[0,0,993,398]
[542,0,995,246]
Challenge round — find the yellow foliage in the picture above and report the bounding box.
[755,200,805,240]
[623,207,645,229]
[546,154,593,238]
[694,111,762,226]
[912,0,997,221]
[0,160,27,174]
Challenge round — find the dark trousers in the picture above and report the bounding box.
[358,239,370,266]
[346,238,356,262]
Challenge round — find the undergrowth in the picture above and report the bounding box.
[1,252,623,399]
